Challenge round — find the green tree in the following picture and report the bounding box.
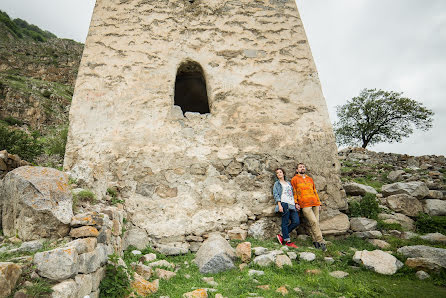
[334,88,434,148]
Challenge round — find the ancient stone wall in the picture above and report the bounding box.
[65,0,345,245]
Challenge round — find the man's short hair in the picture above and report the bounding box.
[296,163,305,168]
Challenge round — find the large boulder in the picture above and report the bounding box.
[0,262,22,297]
[343,182,377,196]
[34,246,79,280]
[353,250,403,275]
[386,194,423,217]
[0,166,73,241]
[397,245,446,268]
[423,200,446,216]
[349,217,377,232]
[378,213,415,231]
[319,209,350,235]
[381,181,429,199]
[194,233,236,274]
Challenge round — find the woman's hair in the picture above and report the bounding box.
[275,167,286,177]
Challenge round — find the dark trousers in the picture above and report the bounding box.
[281,203,300,242]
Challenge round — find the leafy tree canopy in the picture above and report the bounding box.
[334,88,434,148]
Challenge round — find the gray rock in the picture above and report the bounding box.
[353,250,403,275]
[382,181,429,199]
[427,190,443,200]
[7,239,45,254]
[34,246,79,280]
[416,270,430,280]
[253,254,275,267]
[64,238,97,254]
[386,194,423,217]
[51,279,78,298]
[299,252,316,261]
[343,182,377,196]
[1,166,73,241]
[248,218,275,239]
[350,217,377,232]
[378,213,415,231]
[248,269,264,276]
[368,239,390,249]
[352,231,382,239]
[275,255,292,268]
[0,262,22,297]
[287,252,297,260]
[123,227,150,250]
[401,231,420,240]
[387,170,405,182]
[324,257,335,264]
[75,274,92,298]
[397,245,446,268]
[329,271,349,278]
[155,242,189,255]
[78,244,110,274]
[319,209,350,235]
[147,260,174,269]
[420,233,446,244]
[423,199,446,216]
[194,233,236,274]
[252,247,268,256]
[91,267,105,291]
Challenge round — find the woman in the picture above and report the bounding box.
[273,168,300,248]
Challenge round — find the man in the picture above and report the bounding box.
[291,163,326,251]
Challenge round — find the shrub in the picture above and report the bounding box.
[99,254,133,298]
[107,187,124,205]
[73,190,96,203]
[377,220,403,231]
[0,124,42,162]
[1,116,24,126]
[348,193,380,220]
[415,213,446,234]
[44,126,68,157]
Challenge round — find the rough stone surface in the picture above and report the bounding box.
[131,273,159,296]
[420,233,446,244]
[34,246,79,280]
[353,250,403,275]
[236,242,251,263]
[397,245,446,268]
[416,270,430,280]
[368,239,391,249]
[382,181,429,199]
[140,253,157,263]
[386,194,423,217]
[405,258,442,272]
[65,0,346,243]
[135,264,153,280]
[423,199,446,216]
[253,254,275,267]
[427,190,443,200]
[194,233,236,274]
[343,182,377,196]
[378,213,415,231]
[155,268,176,280]
[387,170,405,182]
[71,212,105,227]
[350,218,377,232]
[156,242,189,255]
[253,247,268,256]
[51,279,78,298]
[319,209,350,235]
[352,231,382,239]
[78,244,111,274]
[299,252,316,261]
[0,166,72,240]
[70,226,100,238]
[227,227,248,240]
[0,262,22,297]
[64,238,97,254]
[275,255,292,268]
[75,274,93,298]
[183,289,208,298]
[123,228,150,250]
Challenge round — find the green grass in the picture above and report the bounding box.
[112,237,446,298]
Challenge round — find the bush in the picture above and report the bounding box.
[73,190,96,202]
[0,124,42,162]
[99,254,133,298]
[44,126,68,157]
[1,116,24,126]
[415,213,446,234]
[377,220,403,231]
[348,193,380,220]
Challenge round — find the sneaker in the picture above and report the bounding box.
[285,242,298,248]
[276,234,284,245]
[313,242,320,249]
[320,243,327,252]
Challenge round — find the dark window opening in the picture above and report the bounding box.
[174,61,210,115]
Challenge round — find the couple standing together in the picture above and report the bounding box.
[273,163,326,251]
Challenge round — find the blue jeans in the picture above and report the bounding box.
[281,203,300,242]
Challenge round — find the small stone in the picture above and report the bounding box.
[252,247,268,256]
[293,287,302,293]
[69,226,99,238]
[253,254,275,267]
[236,242,252,263]
[420,233,446,244]
[324,257,335,264]
[257,285,270,290]
[227,227,248,240]
[131,273,159,296]
[276,286,288,296]
[202,277,218,287]
[184,274,191,279]
[239,263,248,271]
[183,288,208,298]
[305,269,321,275]
[148,260,175,269]
[248,270,264,277]
[275,255,292,268]
[287,252,297,260]
[416,270,430,280]
[140,253,157,263]
[329,271,349,278]
[156,268,176,280]
[299,252,316,261]
[368,239,391,249]
[132,250,142,255]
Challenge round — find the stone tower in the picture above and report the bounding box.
[65,0,346,247]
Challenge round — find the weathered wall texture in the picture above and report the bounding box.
[65,0,346,245]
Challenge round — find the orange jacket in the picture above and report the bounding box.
[290,174,321,208]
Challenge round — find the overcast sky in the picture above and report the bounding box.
[1,0,445,156]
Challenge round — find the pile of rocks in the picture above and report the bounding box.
[0,150,29,179]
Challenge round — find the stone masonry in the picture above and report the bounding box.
[65,0,345,245]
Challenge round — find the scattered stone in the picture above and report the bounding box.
[386,194,423,217]
[287,252,297,260]
[343,182,377,196]
[397,245,446,268]
[299,252,316,261]
[416,270,430,280]
[353,250,403,275]
[324,257,335,264]
[257,285,270,290]
[135,264,153,280]
[183,288,208,298]
[368,239,391,249]
[132,250,142,255]
[248,270,264,277]
[420,233,446,244]
[253,254,275,267]
[64,238,97,254]
[227,227,248,240]
[423,200,446,216]
[276,286,288,296]
[305,269,321,275]
[253,247,268,256]
[382,181,429,199]
[148,260,175,269]
[387,170,405,182]
[156,268,176,280]
[427,190,443,200]
[202,277,218,287]
[319,209,350,235]
[329,271,349,278]
[293,287,302,293]
[352,231,382,239]
[140,253,157,263]
[405,258,442,272]
[70,226,99,238]
[0,262,22,297]
[350,217,377,232]
[51,279,78,298]
[275,255,292,268]
[1,166,73,241]
[131,273,159,296]
[34,246,78,280]
[239,263,248,270]
[236,242,251,263]
[401,231,419,240]
[378,213,415,231]
[194,233,236,274]
[156,242,189,256]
